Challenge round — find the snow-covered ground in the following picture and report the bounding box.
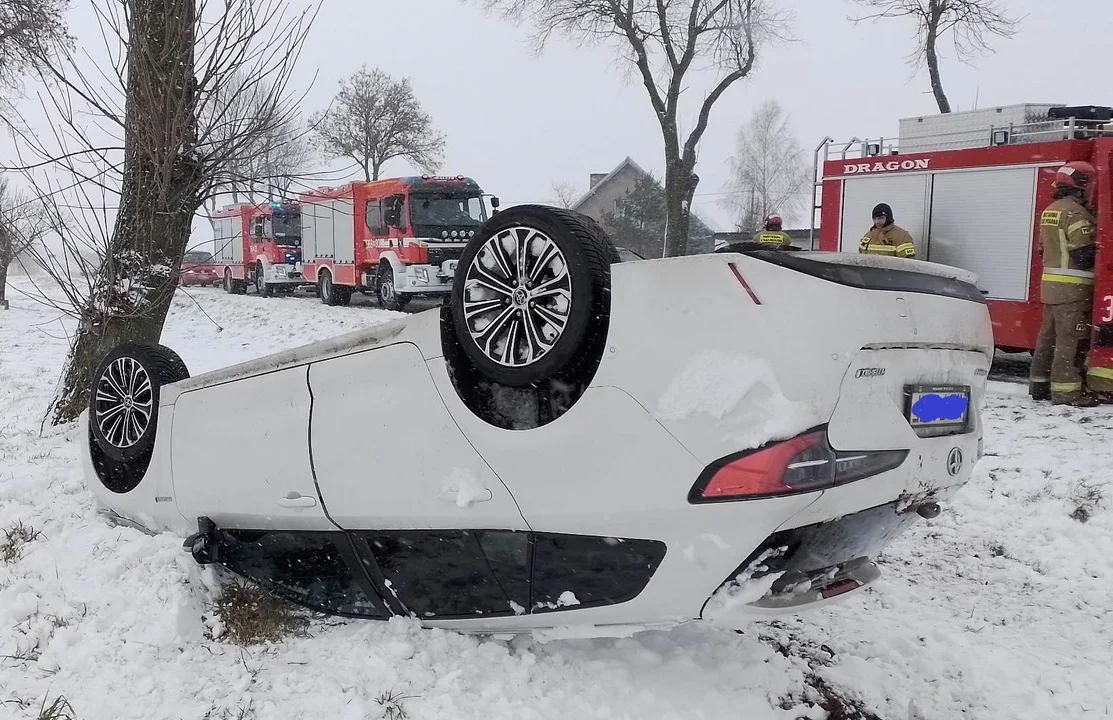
[2,277,1111,720]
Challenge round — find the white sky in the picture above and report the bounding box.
[5,0,1113,233]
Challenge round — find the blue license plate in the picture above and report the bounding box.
[905,385,970,429]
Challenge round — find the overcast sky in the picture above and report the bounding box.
[8,0,1113,233]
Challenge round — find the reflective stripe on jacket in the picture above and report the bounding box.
[859,224,915,258]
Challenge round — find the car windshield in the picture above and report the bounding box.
[272,212,301,245]
[183,251,213,263]
[410,194,486,227]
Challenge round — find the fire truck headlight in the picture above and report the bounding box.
[414,268,429,284]
[451,230,459,239]
[442,230,449,239]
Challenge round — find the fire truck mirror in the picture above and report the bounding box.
[491,196,500,210]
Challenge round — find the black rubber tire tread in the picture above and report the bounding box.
[377,262,407,312]
[223,269,234,294]
[144,344,191,385]
[256,264,273,297]
[449,204,615,388]
[319,270,336,306]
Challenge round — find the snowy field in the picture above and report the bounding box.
[1,275,1112,720]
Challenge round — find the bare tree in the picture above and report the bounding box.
[551,181,580,209]
[3,0,316,424]
[0,176,48,308]
[205,72,319,210]
[850,0,1021,114]
[482,0,787,257]
[0,0,71,102]
[720,99,808,232]
[311,66,445,182]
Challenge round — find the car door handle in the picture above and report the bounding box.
[438,488,494,505]
[277,493,317,509]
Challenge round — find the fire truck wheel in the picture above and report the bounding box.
[222,269,234,294]
[255,264,273,297]
[318,270,350,306]
[450,205,616,388]
[377,262,411,311]
[88,343,189,465]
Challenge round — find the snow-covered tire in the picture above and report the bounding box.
[88,343,189,464]
[449,205,616,388]
[222,268,234,294]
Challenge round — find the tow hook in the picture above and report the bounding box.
[916,502,942,519]
[183,516,220,565]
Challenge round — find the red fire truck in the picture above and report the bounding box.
[298,175,491,310]
[211,202,305,296]
[814,103,1113,382]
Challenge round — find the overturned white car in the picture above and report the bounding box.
[81,205,992,633]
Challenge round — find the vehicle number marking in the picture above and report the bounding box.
[1102,295,1113,324]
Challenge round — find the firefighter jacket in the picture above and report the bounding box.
[1039,196,1096,305]
[751,230,793,247]
[859,225,916,258]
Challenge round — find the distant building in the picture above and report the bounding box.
[571,157,715,256]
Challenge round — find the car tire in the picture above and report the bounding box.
[255,263,273,297]
[223,268,234,294]
[89,343,190,464]
[377,262,409,311]
[449,205,616,388]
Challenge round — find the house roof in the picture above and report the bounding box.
[571,156,650,211]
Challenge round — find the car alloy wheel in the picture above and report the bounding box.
[94,356,154,451]
[460,225,572,368]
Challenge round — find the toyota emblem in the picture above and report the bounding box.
[946,447,963,477]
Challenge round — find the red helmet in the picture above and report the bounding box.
[764,215,783,229]
[1054,161,1096,190]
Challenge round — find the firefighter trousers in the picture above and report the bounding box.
[1030,300,1091,401]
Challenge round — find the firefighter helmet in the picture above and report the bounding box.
[1054,161,1096,191]
[764,215,783,230]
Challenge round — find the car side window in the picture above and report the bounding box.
[531,533,667,612]
[359,530,529,618]
[217,530,387,618]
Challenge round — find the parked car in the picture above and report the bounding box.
[179,251,219,287]
[82,205,992,633]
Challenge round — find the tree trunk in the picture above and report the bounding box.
[662,158,698,258]
[371,160,380,182]
[0,258,9,309]
[925,21,951,113]
[50,0,199,425]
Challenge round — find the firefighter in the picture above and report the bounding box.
[859,203,916,258]
[752,215,793,247]
[1029,161,1098,406]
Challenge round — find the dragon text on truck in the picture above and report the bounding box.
[814,103,1113,373]
[212,202,304,296]
[298,176,489,310]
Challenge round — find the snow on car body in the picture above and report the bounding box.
[81,205,992,633]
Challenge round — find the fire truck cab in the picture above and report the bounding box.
[299,176,490,310]
[212,202,304,296]
[815,104,1113,379]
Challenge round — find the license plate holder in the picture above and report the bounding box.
[903,384,970,434]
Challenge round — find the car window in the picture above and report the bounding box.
[183,251,213,263]
[359,530,528,618]
[218,530,387,618]
[531,533,667,612]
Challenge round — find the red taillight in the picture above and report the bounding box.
[689,428,908,503]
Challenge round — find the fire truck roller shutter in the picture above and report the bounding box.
[839,174,930,258]
[302,202,319,263]
[333,198,355,265]
[927,167,1038,302]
